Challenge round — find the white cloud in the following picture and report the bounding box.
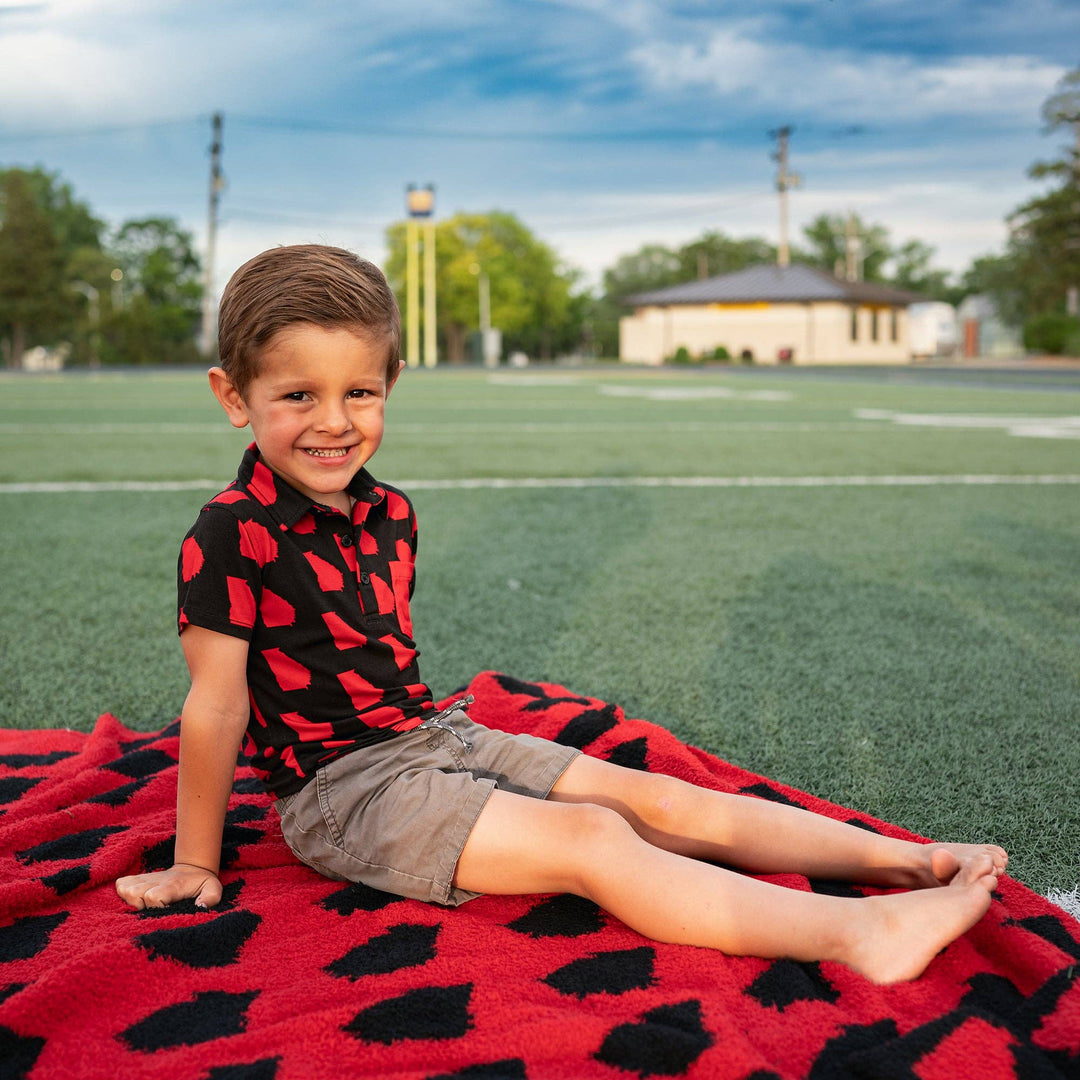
[0,2,353,126]
[629,24,1065,122]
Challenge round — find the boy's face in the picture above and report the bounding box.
[210,323,401,514]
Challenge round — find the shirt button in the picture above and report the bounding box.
[340,534,354,547]
[360,572,370,584]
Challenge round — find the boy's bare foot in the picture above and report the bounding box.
[842,866,997,984]
[923,842,1007,887]
[876,841,1008,890]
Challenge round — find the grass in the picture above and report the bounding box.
[1,364,1078,894]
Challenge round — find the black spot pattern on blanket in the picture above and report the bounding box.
[136,909,262,968]
[506,893,606,938]
[0,913,68,962]
[745,960,840,1012]
[596,999,713,1076]
[121,990,259,1051]
[326,922,440,979]
[543,946,656,998]
[0,672,1077,1080]
[205,1059,281,1080]
[345,983,473,1043]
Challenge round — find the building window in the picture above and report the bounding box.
[850,307,858,341]
[871,309,880,342]
[891,309,899,342]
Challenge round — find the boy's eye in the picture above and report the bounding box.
[283,392,309,402]
[347,389,373,399]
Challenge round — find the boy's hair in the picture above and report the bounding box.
[217,244,401,396]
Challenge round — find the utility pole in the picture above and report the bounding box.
[405,184,436,367]
[844,212,863,281]
[770,126,799,268]
[200,112,224,357]
[423,218,437,368]
[406,218,420,367]
[1070,118,1080,316]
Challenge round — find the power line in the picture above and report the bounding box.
[226,191,775,233]
[229,114,743,144]
[0,117,201,143]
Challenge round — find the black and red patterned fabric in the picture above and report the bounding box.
[2,672,1078,1080]
[178,444,434,796]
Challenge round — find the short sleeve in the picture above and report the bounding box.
[177,506,263,640]
[407,503,418,599]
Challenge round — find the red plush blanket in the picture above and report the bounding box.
[1,672,1078,1080]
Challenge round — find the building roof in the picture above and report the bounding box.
[624,263,922,307]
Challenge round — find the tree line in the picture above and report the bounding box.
[2,67,1077,366]
[0,167,203,369]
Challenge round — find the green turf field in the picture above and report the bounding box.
[2,364,1078,894]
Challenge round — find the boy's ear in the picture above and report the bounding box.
[208,367,251,429]
[386,359,405,397]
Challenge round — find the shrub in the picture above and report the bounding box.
[668,345,694,364]
[1023,313,1080,355]
[739,348,755,364]
[711,345,731,362]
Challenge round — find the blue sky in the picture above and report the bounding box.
[0,0,1076,296]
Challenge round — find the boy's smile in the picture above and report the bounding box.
[209,323,400,514]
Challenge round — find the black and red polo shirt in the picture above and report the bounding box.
[177,444,435,797]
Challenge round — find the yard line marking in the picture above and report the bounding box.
[0,423,233,435]
[1046,885,1080,921]
[600,384,793,402]
[4,475,1080,494]
[0,421,899,435]
[855,409,1080,440]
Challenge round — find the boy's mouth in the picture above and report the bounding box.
[302,447,351,459]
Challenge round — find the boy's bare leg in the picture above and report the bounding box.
[548,755,1008,889]
[454,789,998,984]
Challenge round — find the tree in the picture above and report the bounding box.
[100,217,203,365]
[954,67,1080,349]
[0,171,68,368]
[385,211,584,363]
[0,166,106,364]
[594,231,777,357]
[799,213,892,282]
[676,231,776,282]
[8,166,104,255]
[1006,68,1080,322]
[601,244,683,300]
[959,254,1025,326]
[890,239,954,300]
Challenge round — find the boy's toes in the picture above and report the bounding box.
[954,852,996,887]
[930,847,961,885]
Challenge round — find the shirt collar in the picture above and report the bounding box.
[235,443,385,529]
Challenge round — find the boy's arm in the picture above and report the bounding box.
[115,626,250,910]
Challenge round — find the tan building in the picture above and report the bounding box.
[620,264,920,365]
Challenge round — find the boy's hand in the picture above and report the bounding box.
[115,863,222,910]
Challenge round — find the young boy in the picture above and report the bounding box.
[117,244,1007,984]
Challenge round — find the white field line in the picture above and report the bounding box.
[855,409,1080,440]
[3,474,1080,495]
[1046,885,1080,924]
[0,421,887,435]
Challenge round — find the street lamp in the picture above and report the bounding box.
[405,184,437,368]
[110,268,124,311]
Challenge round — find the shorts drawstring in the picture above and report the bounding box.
[418,694,475,752]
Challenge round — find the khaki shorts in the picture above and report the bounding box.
[274,709,580,906]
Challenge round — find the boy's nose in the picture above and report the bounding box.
[314,401,353,435]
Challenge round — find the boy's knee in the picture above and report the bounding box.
[562,802,637,883]
[631,772,697,835]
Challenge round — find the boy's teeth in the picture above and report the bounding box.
[305,448,348,457]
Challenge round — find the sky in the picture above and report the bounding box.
[0,0,1077,299]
